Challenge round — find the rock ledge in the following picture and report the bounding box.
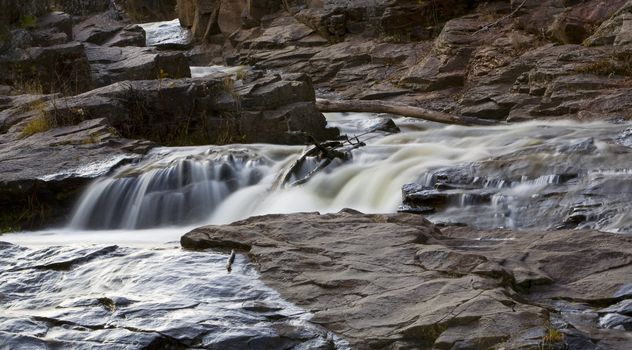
[182,210,632,349]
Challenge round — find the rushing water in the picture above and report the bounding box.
[138,18,192,48]
[4,112,632,348]
[59,114,632,233]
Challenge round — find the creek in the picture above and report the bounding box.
[3,18,632,349]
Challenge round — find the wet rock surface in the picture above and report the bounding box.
[397,122,632,233]
[0,241,342,349]
[182,210,632,349]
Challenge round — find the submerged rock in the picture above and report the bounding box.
[182,210,632,349]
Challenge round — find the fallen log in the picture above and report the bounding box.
[315,98,498,126]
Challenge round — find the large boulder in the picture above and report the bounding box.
[85,44,190,86]
[72,12,147,47]
[400,16,485,92]
[585,0,632,53]
[182,210,632,349]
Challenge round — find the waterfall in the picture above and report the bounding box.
[67,116,632,233]
[68,147,296,230]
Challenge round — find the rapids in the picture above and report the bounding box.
[62,113,632,233]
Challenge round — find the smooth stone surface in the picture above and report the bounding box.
[182,210,632,349]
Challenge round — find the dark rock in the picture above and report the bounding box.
[85,45,190,87]
[116,0,178,22]
[7,74,336,146]
[601,300,632,318]
[397,204,435,214]
[104,24,146,47]
[402,185,449,208]
[366,117,400,134]
[73,13,124,45]
[49,0,115,16]
[0,41,92,95]
[0,0,48,26]
[181,210,632,348]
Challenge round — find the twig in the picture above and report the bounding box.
[472,0,528,35]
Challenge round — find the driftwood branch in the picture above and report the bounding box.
[272,133,368,189]
[315,98,497,126]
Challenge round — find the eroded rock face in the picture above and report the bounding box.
[182,210,632,349]
[190,0,632,121]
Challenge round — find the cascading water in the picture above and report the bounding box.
[68,147,290,230]
[65,114,632,233]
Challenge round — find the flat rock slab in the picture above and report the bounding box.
[182,210,632,349]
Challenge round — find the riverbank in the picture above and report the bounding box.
[182,210,632,349]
